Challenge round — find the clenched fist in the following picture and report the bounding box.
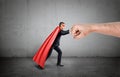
[71,24,93,39]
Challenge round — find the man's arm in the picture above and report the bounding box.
[61,30,69,35]
[92,22,120,37]
[71,22,120,39]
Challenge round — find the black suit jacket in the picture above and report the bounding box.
[52,30,69,47]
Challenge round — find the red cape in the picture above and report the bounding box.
[33,26,60,68]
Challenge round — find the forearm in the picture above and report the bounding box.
[91,22,120,37]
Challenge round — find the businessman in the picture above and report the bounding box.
[46,22,69,67]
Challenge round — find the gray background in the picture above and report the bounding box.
[0,0,120,57]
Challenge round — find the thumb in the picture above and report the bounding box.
[74,32,85,39]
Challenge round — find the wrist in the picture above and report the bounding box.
[89,24,98,33]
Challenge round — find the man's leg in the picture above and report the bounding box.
[54,46,63,66]
[46,46,53,60]
[37,46,53,69]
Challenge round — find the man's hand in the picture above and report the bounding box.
[71,24,93,39]
[71,22,120,39]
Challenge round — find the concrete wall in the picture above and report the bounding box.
[0,0,120,57]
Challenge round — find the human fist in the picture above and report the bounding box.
[71,24,92,39]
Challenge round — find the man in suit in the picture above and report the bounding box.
[46,22,69,67]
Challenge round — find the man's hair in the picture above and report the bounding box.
[59,22,65,26]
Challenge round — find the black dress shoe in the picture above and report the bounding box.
[56,64,64,67]
[37,65,44,70]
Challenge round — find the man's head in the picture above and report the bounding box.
[59,22,65,30]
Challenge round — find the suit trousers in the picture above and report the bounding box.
[46,46,62,65]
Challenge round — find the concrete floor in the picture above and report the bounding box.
[0,57,120,77]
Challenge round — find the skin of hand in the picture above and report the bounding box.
[71,24,93,39]
[71,22,120,39]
